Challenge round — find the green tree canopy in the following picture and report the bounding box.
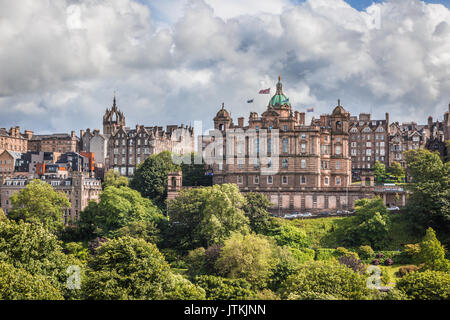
[416,227,449,272]
[83,236,173,299]
[7,179,70,234]
[130,151,181,209]
[0,262,63,300]
[342,197,390,249]
[396,270,450,300]
[388,161,405,180]
[374,160,388,183]
[167,184,250,249]
[194,275,255,300]
[243,193,273,234]
[86,186,164,237]
[103,169,129,188]
[0,217,79,299]
[215,233,275,288]
[404,149,450,238]
[279,260,372,300]
[181,152,213,187]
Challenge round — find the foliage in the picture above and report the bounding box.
[243,193,273,234]
[103,169,129,188]
[374,160,388,183]
[396,270,450,300]
[167,184,249,249]
[7,179,70,234]
[395,265,420,278]
[64,242,89,264]
[388,162,405,180]
[404,149,450,239]
[315,248,338,261]
[384,258,394,266]
[87,186,164,237]
[342,197,390,249]
[279,261,372,300]
[110,220,161,244]
[83,236,173,299]
[163,274,206,300]
[0,262,63,300]
[194,275,255,300]
[415,227,449,272]
[130,151,181,209]
[87,237,108,254]
[0,218,79,299]
[338,255,367,274]
[358,245,375,260]
[268,222,310,249]
[215,233,275,288]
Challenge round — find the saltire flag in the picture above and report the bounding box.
[247,99,254,103]
[307,108,314,112]
[259,88,270,94]
[281,98,289,104]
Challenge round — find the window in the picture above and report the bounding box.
[301,176,306,184]
[237,176,243,184]
[267,138,272,153]
[254,176,259,184]
[267,176,273,184]
[324,177,329,185]
[335,145,341,155]
[282,176,288,184]
[301,143,306,153]
[301,159,306,169]
[283,125,287,132]
[336,177,341,185]
[336,161,341,170]
[282,138,288,153]
[301,133,307,139]
[238,159,244,169]
[282,159,288,168]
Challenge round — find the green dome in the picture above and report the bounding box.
[269,93,290,107]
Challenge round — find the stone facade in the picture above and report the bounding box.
[0,172,102,223]
[348,113,389,179]
[0,126,32,153]
[28,132,79,153]
[388,122,427,167]
[101,97,195,177]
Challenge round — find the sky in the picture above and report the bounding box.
[0,0,449,135]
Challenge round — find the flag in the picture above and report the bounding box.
[281,98,289,104]
[307,108,314,112]
[247,99,254,103]
[259,88,270,94]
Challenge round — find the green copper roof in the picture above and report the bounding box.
[269,93,290,107]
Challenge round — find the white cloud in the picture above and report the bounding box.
[0,0,449,134]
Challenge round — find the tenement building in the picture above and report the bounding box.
[0,126,33,153]
[388,121,427,167]
[348,113,390,180]
[28,132,79,153]
[0,172,102,223]
[99,96,195,176]
[204,77,372,213]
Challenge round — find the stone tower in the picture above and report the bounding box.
[103,96,125,136]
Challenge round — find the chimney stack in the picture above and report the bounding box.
[238,117,244,127]
[71,130,76,138]
[300,112,306,125]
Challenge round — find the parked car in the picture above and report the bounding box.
[336,210,343,215]
[303,212,312,217]
[387,206,400,211]
[317,211,331,217]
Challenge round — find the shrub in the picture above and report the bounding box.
[396,270,450,300]
[372,259,380,265]
[194,275,254,300]
[384,258,394,266]
[376,253,385,259]
[338,255,366,274]
[395,265,419,278]
[358,245,375,260]
[315,248,338,261]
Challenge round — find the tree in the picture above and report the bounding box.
[243,193,273,234]
[130,151,181,209]
[267,222,310,249]
[167,184,250,249]
[89,186,164,236]
[194,275,255,300]
[163,274,206,300]
[342,197,390,249]
[111,220,161,244]
[181,153,213,187]
[415,227,449,272]
[404,149,450,238]
[7,179,70,234]
[279,261,372,300]
[0,262,63,300]
[103,169,129,188]
[388,161,405,181]
[374,160,387,184]
[83,236,173,300]
[0,218,79,299]
[215,233,275,288]
[396,270,450,300]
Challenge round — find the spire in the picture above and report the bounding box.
[222,102,224,110]
[338,99,341,106]
[112,94,117,110]
[276,76,283,95]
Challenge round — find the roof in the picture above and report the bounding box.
[268,77,291,108]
